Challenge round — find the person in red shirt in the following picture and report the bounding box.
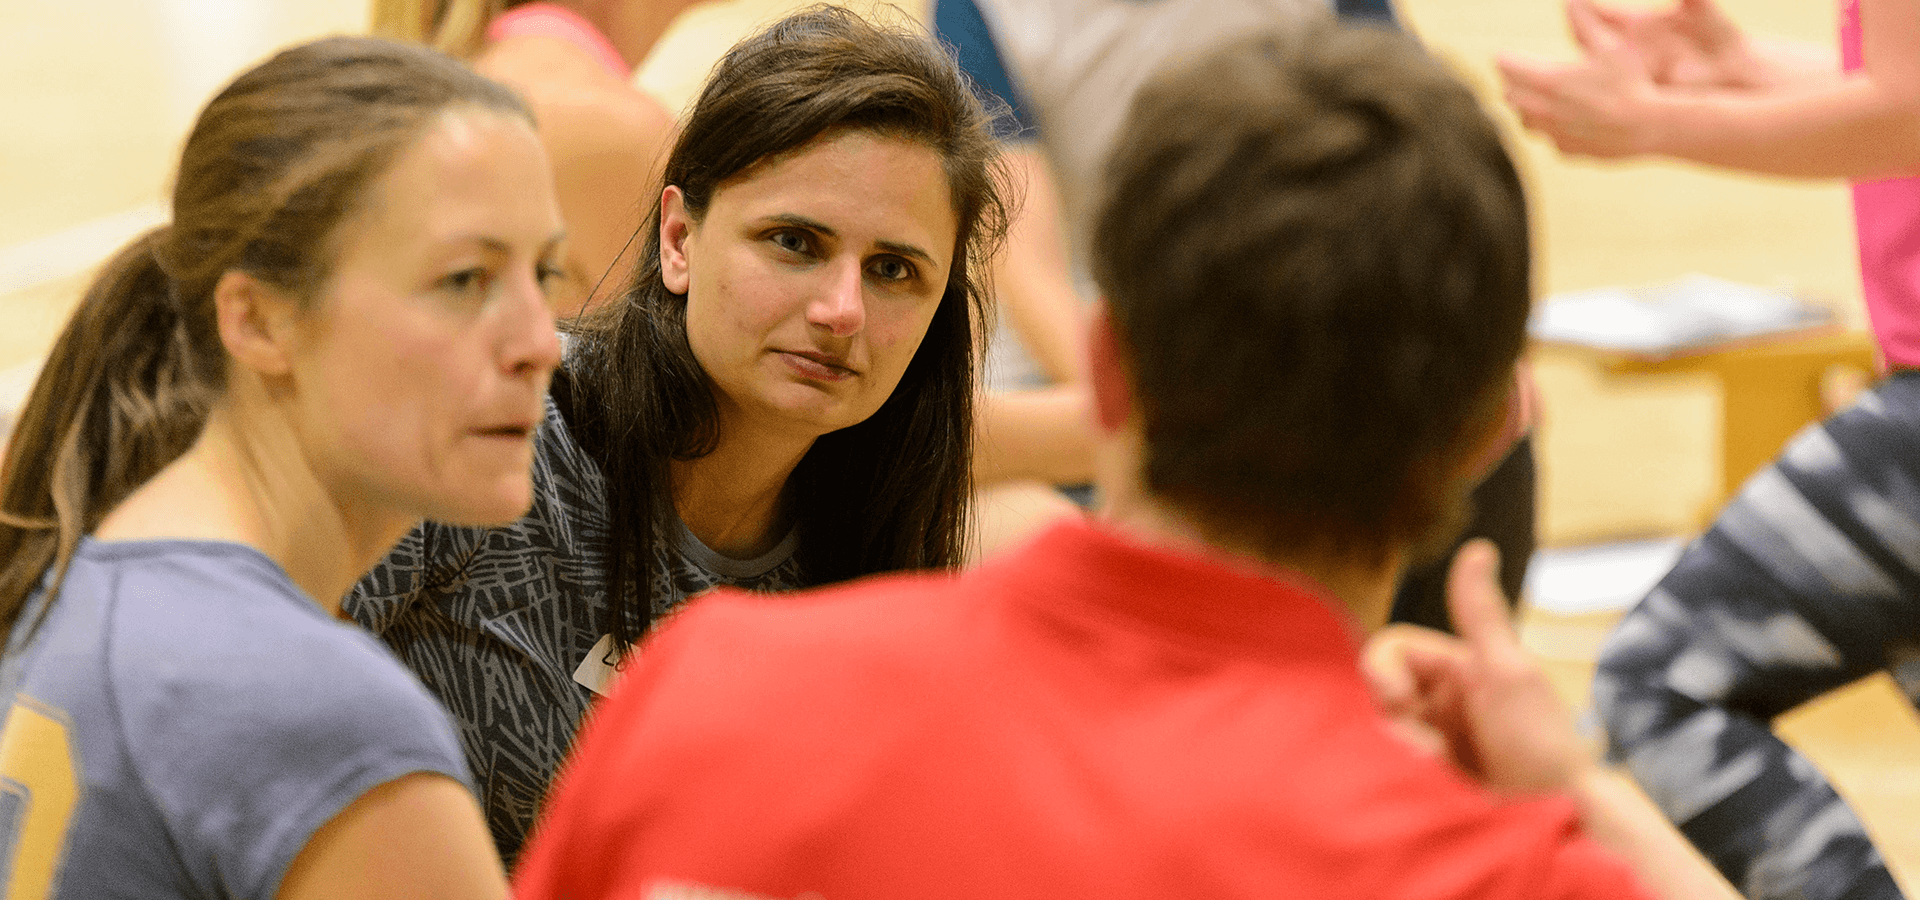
[514,19,1738,900]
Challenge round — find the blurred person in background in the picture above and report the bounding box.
[376,0,706,314]
[1505,1,1920,898]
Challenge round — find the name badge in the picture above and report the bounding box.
[571,633,627,697]
[570,592,710,697]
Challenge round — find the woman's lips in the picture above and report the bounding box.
[472,415,539,442]
[777,350,857,381]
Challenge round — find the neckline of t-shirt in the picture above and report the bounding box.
[987,519,1367,667]
[76,535,308,600]
[666,514,799,580]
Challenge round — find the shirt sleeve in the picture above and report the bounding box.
[1531,827,1662,900]
[118,616,473,899]
[1460,794,1656,900]
[931,0,1038,140]
[1593,379,1920,900]
[1334,0,1399,24]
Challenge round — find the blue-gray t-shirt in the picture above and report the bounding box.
[0,538,471,899]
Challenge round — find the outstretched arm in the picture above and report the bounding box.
[973,148,1097,487]
[1567,0,1836,91]
[1499,0,1920,179]
[1592,388,1920,900]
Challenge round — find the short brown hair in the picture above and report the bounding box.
[1093,21,1531,566]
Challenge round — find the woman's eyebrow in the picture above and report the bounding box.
[434,229,569,255]
[763,213,937,265]
[874,239,937,266]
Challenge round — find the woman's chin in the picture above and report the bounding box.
[429,482,535,529]
[748,387,888,438]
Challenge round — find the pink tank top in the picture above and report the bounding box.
[487,2,630,78]
[1842,0,1920,366]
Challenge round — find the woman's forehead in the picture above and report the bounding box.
[708,130,958,259]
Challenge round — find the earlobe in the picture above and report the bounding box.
[659,185,693,295]
[213,270,297,377]
[1087,302,1134,433]
[1453,371,1525,483]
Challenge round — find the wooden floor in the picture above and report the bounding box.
[1,0,1913,888]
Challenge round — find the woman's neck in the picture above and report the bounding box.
[92,401,413,614]
[669,420,814,560]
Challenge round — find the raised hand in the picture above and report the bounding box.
[1362,540,1593,794]
[1498,1,1660,159]
[1362,619,1467,765]
[1580,0,1761,90]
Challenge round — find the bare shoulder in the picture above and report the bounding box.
[474,36,674,159]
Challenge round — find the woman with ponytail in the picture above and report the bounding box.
[0,36,565,898]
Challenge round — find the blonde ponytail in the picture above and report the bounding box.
[371,0,511,58]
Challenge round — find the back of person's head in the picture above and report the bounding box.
[564,4,1010,652]
[0,36,532,639]
[1092,21,1530,568]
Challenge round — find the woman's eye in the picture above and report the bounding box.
[441,267,489,294]
[870,256,915,283]
[770,230,811,255]
[536,262,568,292]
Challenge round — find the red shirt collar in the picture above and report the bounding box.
[979,518,1369,669]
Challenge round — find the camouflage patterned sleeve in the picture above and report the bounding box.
[1592,375,1920,900]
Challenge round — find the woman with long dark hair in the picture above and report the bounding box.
[346,5,1010,865]
[0,36,565,897]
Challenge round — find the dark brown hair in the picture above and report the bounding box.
[0,36,532,642]
[1093,21,1531,567]
[560,4,1009,652]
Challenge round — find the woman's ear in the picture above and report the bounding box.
[213,270,298,377]
[659,185,694,295]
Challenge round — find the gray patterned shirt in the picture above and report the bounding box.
[344,396,802,866]
[1594,373,1920,900]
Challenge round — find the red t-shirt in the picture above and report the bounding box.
[516,520,1653,900]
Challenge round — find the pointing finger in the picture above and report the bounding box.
[1444,539,1520,660]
